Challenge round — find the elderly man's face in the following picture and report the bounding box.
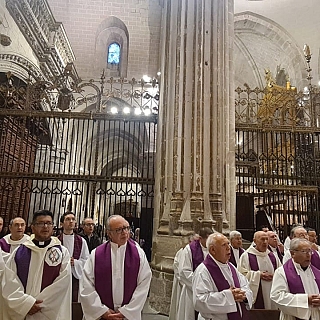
[267,231,278,248]
[291,241,312,268]
[294,228,309,240]
[107,216,130,247]
[209,235,231,264]
[254,231,269,252]
[231,235,242,249]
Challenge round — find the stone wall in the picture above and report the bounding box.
[47,0,162,81]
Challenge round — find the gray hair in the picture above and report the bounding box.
[105,215,125,230]
[290,237,309,251]
[82,217,94,225]
[206,232,222,249]
[290,226,307,238]
[290,225,304,238]
[230,230,241,240]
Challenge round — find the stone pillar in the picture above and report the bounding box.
[150,0,235,314]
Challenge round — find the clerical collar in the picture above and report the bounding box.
[63,233,74,236]
[32,238,51,248]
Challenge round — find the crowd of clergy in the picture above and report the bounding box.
[0,211,151,320]
[1,210,320,320]
[169,224,320,320]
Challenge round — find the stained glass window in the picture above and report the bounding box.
[107,43,120,65]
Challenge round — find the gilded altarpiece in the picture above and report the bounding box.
[236,70,320,240]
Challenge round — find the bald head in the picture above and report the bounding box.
[207,233,231,264]
[254,231,269,252]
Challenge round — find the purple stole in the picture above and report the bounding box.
[189,240,204,271]
[203,255,249,320]
[58,234,83,301]
[283,259,320,320]
[95,239,140,310]
[229,247,245,267]
[248,252,277,309]
[0,238,10,253]
[311,249,320,269]
[15,244,62,292]
[268,245,283,263]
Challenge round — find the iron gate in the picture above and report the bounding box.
[0,70,158,259]
[235,75,320,241]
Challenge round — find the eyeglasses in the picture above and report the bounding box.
[109,226,131,234]
[85,223,95,227]
[294,249,313,255]
[34,222,54,227]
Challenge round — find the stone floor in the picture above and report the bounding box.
[141,299,168,320]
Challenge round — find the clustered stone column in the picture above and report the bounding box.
[150,0,235,314]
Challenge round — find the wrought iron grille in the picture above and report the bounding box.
[235,79,320,240]
[0,70,158,258]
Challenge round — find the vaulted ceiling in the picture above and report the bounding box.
[235,0,320,88]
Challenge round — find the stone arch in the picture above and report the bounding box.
[95,16,129,78]
[234,12,307,90]
[0,53,43,82]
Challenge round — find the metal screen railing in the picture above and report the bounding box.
[0,71,158,259]
[235,82,320,238]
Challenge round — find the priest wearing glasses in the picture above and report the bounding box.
[80,214,152,320]
[2,210,72,320]
[271,237,320,320]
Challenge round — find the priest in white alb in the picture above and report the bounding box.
[229,230,245,267]
[2,210,72,320]
[58,211,89,301]
[193,233,253,320]
[0,217,30,261]
[178,227,213,320]
[79,214,152,320]
[238,230,281,309]
[271,237,320,320]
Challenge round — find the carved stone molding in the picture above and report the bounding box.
[6,0,75,78]
[0,53,43,80]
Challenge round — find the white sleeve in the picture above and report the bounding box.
[237,252,261,302]
[73,238,89,279]
[193,265,237,315]
[2,251,36,320]
[79,251,109,320]
[270,267,310,319]
[283,250,292,264]
[178,245,194,290]
[118,246,152,320]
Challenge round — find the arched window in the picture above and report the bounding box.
[95,17,129,77]
[107,43,121,65]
